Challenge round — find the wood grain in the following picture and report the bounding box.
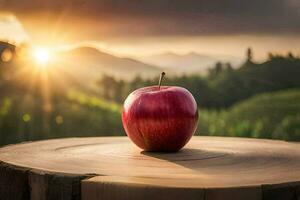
[0,136,299,200]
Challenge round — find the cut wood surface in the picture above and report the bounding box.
[0,136,300,200]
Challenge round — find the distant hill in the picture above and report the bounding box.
[139,52,243,75]
[197,89,300,141]
[58,47,161,87]
[226,89,300,140]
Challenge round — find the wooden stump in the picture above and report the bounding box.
[0,136,300,200]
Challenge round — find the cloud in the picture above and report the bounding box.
[1,0,300,37]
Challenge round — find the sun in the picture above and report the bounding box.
[33,47,51,65]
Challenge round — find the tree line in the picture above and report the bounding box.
[97,49,300,108]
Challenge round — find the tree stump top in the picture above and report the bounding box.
[1,136,300,200]
[1,136,300,188]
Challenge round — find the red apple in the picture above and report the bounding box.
[122,73,198,152]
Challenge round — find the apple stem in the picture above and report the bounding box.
[158,72,166,90]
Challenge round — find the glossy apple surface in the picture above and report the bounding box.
[122,86,198,152]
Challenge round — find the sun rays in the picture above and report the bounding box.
[2,43,80,136]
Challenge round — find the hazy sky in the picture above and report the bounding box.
[1,0,300,59]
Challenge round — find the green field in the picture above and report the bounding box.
[1,88,299,146]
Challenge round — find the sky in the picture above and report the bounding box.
[0,0,300,59]
[0,13,29,43]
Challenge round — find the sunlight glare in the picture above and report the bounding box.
[33,47,51,65]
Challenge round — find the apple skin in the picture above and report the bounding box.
[122,86,198,152]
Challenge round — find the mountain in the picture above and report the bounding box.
[57,47,161,87]
[139,52,243,75]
